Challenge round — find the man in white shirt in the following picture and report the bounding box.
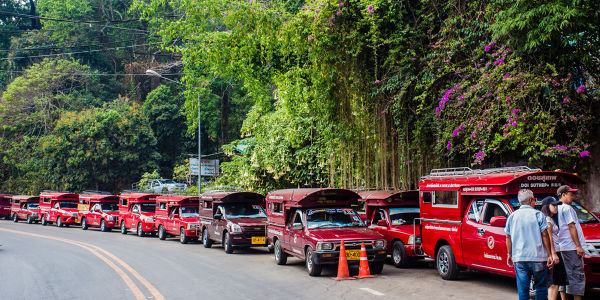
[556,185,586,299]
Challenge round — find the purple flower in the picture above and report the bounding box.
[476,151,485,159]
[367,5,374,13]
[563,97,570,103]
[512,122,518,126]
[506,97,511,103]
[338,2,344,7]
[330,16,335,21]
[484,42,494,52]
[329,23,334,27]
[477,123,483,127]
[580,151,590,157]
[512,109,520,114]
[545,150,551,154]
[375,79,380,84]
[435,107,440,116]
[336,10,342,16]
[504,73,510,78]
[494,58,504,65]
[576,85,585,93]
[410,57,417,61]
[447,140,452,151]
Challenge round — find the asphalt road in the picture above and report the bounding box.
[1,220,598,300]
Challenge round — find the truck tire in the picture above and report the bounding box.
[202,228,212,248]
[180,227,189,244]
[370,262,384,274]
[274,239,287,265]
[437,245,459,280]
[158,225,166,240]
[223,232,233,253]
[305,246,322,276]
[392,240,409,268]
[56,216,63,227]
[41,215,47,226]
[81,218,88,230]
[100,219,110,232]
[137,223,144,237]
[120,222,127,235]
[13,213,18,222]
[27,215,33,224]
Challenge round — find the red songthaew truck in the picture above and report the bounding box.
[199,190,267,253]
[78,191,120,232]
[266,188,387,276]
[418,166,600,287]
[0,194,12,220]
[10,195,40,224]
[119,192,158,237]
[360,190,424,267]
[155,195,201,244]
[39,191,80,227]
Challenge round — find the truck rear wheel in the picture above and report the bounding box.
[202,229,212,248]
[100,219,110,232]
[437,245,459,280]
[274,239,287,265]
[223,232,233,253]
[13,213,18,222]
[305,246,322,276]
[158,225,166,240]
[41,215,47,226]
[56,216,63,227]
[81,218,88,230]
[27,215,33,224]
[392,240,409,268]
[180,227,189,244]
[120,222,127,234]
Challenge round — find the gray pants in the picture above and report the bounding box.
[561,250,585,296]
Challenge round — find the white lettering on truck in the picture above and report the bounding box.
[424,225,458,232]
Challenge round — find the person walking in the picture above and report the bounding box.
[541,196,568,300]
[505,189,554,300]
[556,185,586,299]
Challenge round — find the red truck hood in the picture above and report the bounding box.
[390,224,420,236]
[229,218,266,227]
[181,217,200,223]
[581,223,600,240]
[308,227,384,241]
[140,212,155,217]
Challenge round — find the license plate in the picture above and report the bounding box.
[75,219,79,223]
[251,236,265,244]
[345,249,361,260]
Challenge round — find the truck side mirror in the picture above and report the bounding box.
[377,220,388,227]
[214,213,222,220]
[490,216,507,227]
[292,223,303,231]
[94,208,101,213]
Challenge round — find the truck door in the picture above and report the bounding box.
[476,199,512,274]
[90,204,100,225]
[130,204,140,228]
[286,210,305,258]
[370,208,390,240]
[461,199,485,266]
[168,206,179,233]
[213,206,226,240]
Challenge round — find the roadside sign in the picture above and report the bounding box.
[190,158,219,176]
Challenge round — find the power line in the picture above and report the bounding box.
[1,70,184,77]
[1,42,163,60]
[0,37,148,52]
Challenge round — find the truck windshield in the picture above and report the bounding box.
[59,202,78,209]
[159,179,176,184]
[140,203,156,213]
[388,207,420,225]
[306,208,365,229]
[28,202,39,209]
[181,206,199,218]
[509,199,598,224]
[223,204,266,218]
[100,203,118,212]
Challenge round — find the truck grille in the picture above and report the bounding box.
[334,241,375,251]
[243,226,265,236]
[586,239,600,256]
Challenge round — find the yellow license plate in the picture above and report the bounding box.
[345,249,361,260]
[251,236,266,244]
[75,219,79,223]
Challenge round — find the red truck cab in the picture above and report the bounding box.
[418,166,600,288]
[39,191,80,227]
[199,190,267,254]
[118,192,158,237]
[266,188,387,276]
[79,191,120,232]
[10,195,40,224]
[155,195,201,244]
[0,194,12,220]
[360,190,424,267]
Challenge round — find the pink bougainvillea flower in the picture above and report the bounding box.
[576,85,585,93]
[476,151,485,159]
[511,122,518,126]
[512,109,520,114]
[484,42,494,52]
[494,58,504,65]
[329,23,334,27]
[375,79,380,84]
[330,16,335,21]
[504,73,510,78]
[506,97,511,103]
[367,5,374,13]
[410,57,417,61]
[545,150,551,154]
[338,2,344,7]
[563,97,570,103]
[336,10,342,16]
[447,140,452,150]
[580,151,590,157]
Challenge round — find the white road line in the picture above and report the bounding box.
[359,287,385,296]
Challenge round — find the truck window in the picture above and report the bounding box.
[169,207,177,218]
[59,202,78,209]
[371,209,386,224]
[159,202,167,210]
[203,201,213,209]
[181,206,199,218]
[91,204,100,211]
[389,207,420,225]
[53,202,60,209]
[222,204,266,219]
[132,205,140,214]
[121,199,128,206]
[422,192,432,204]
[100,203,118,212]
[481,202,507,224]
[27,202,39,209]
[305,208,364,229]
[270,202,283,214]
[433,191,458,207]
[139,203,156,213]
[467,200,484,222]
[43,198,50,203]
[288,212,303,230]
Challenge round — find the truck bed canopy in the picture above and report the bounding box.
[201,191,264,205]
[156,195,199,205]
[119,193,158,202]
[79,193,118,203]
[358,190,419,206]
[11,195,39,203]
[267,188,360,208]
[39,191,79,200]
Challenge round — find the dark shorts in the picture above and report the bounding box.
[561,250,585,296]
[547,252,569,287]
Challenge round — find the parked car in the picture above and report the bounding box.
[10,195,40,224]
[155,195,201,244]
[149,179,187,193]
[39,191,79,227]
[119,192,158,236]
[79,192,120,232]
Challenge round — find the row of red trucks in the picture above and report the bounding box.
[2,167,599,290]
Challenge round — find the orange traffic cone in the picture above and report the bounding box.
[354,242,376,279]
[332,241,356,280]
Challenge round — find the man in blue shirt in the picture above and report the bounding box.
[505,189,554,300]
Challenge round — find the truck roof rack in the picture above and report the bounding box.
[202,186,244,193]
[422,166,540,179]
[81,190,112,195]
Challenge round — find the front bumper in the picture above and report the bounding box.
[141,222,155,232]
[59,216,78,224]
[184,229,200,237]
[229,234,268,247]
[313,249,387,265]
[584,255,600,286]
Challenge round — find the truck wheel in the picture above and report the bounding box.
[41,215,47,226]
[305,246,322,276]
[56,216,63,227]
[137,223,144,237]
[370,262,384,274]
[392,240,409,268]
[27,215,33,224]
[223,232,233,253]
[158,225,166,240]
[120,222,127,235]
[101,219,110,232]
[202,229,212,248]
[180,228,189,244]
[81,218,88,230]
[13,213,18,222]
[437,245,459,280]
[274,239,287,265]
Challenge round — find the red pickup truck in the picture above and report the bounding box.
[199,191,267,253]
[360,190,424,267]
[418,166,600,288]
[266,188,387,276]
[39,191,80,227]
[1,194,12,220]
[155,195,201,244]
[118,192,158,237]
[10,195,40,224]
[79,192,120,232]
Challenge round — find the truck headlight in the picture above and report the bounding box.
[229,223,242,233]
[140,215,154,223]
[317,242,334,251]
[407,236,414,244]
[584,244,599,256]
[374,240,386,249]
[187,224,199,230]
